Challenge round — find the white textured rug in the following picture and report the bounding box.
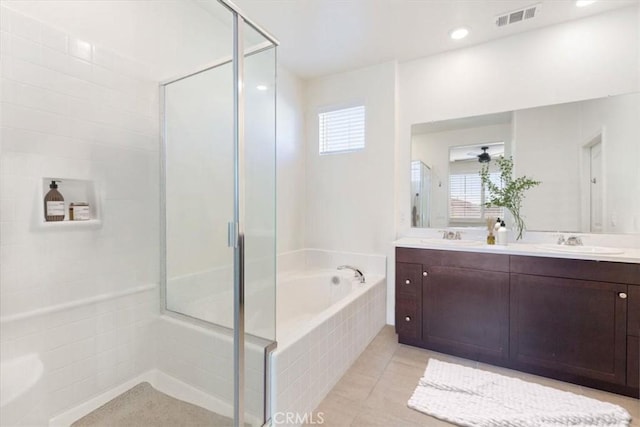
[408,359,632,427]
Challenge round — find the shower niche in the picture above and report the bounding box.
[38,177,102,228]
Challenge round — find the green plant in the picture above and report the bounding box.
[480,156,541,240]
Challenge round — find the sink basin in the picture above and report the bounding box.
[420,238,482,246]
[536,244,625,255]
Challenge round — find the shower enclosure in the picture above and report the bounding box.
[0,0,276,426]
[162,2,278,426]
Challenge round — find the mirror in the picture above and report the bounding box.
[411,92,640,233]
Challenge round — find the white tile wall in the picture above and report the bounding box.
[0,288,159,426]
[0,6,160,425]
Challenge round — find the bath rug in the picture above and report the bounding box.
[408,359,632,427]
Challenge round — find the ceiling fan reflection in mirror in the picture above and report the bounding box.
[478,146,491,163]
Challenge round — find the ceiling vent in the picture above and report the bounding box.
[495,3,539,27]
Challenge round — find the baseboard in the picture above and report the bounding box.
[49,370,262,426]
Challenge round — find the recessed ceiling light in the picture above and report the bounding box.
[450,27,469,40]
[256,85,268,91]
[575,0,596,7]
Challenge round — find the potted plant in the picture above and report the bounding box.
[480,156,540,240]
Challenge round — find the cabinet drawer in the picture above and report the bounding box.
[396,296,421,340]
[396,262,423,297]
[628,287,640,337]
[397,247,508,272]
[511,256,640,285]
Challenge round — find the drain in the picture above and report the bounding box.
[331,276,340,285]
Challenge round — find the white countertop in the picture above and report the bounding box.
[394,237,640,264]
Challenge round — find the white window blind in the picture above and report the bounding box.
[449,166,503,221]
[319,105,365,154]
[450,173,482,219]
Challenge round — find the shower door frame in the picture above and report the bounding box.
[159,2,278,426]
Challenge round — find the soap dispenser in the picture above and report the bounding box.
[497,220,508,246]
[44,180,65,221]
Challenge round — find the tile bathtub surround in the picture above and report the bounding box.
[0,6,160,425]
[272,275,387,426]
[308,326,640,427]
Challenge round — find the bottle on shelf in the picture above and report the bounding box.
[44,180,65,222]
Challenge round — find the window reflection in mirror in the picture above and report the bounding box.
[411,111,512,229]
[448,143,505,227]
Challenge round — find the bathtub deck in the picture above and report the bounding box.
[309,325,640,426]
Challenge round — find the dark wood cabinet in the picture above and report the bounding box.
[395,247,640,398]
[423,266,509,363]
[510,273,627,385]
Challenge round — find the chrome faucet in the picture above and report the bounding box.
[440,230,461,240]
[337,265,365,283]
[565,235,583,246]
[557,235,583,246]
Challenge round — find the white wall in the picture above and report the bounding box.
[304,61,397,255]
[277,65,306,254]
[514,101,585,233]
[0,6,159,424]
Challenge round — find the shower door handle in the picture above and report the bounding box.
[228,221,239,248]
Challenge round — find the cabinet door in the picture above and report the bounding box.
[510,274,627,385]
[423,266,509,362]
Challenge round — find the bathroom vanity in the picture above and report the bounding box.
[394,239,640,397]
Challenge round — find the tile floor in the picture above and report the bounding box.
[308,325,640,426]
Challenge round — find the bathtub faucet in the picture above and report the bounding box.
[337,265,366,283]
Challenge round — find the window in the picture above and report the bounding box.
[319,105,365,154]
[449,164,503,222]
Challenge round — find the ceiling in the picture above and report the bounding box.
[232,0,639,79]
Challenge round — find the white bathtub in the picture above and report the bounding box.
[276,269,381,345]
[271,252,387,424]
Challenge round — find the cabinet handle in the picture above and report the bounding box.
[405,279,411,285]
[405,316,411,322]
[619,292,628,299]
[423,271,428,277]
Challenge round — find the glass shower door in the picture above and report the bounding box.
[162,7,277,426]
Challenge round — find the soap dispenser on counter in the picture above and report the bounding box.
[44,180,65,221]
[497,220,508,246]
